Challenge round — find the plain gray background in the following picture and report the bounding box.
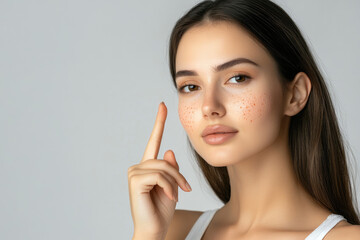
[1,0,359,239]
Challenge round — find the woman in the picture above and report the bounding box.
[128,0,360,239]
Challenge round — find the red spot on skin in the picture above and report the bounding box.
[226,90,269,124]
[178,100,199,134]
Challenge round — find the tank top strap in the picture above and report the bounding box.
[185,208,218,240]
[305,213,347,240]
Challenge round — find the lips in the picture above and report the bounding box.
[201,124,238,137]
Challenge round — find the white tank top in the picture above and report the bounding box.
[185,208,347,240]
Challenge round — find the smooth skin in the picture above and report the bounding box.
[128,21,360,240]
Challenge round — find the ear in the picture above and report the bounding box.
[284,72,312,117]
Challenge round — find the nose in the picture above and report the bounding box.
[201,86,226,119]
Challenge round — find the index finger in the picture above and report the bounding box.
[141,102,167,162]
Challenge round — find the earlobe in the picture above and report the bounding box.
[284,72,312,117]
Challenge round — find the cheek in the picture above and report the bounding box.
[230,90,271,123]
[178,102,196,133]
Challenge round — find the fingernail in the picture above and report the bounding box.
[185,182,192,191]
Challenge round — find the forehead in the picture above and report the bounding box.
[175,21,276,72]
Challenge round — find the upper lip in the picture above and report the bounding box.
[201,124,238,137]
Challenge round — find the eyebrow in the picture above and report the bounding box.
[175,57,259,79]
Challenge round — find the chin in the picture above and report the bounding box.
[203,155,241,167]
[192,144,244,167]
[192,138,267,168]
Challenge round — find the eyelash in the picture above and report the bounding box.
[177,74,251,94]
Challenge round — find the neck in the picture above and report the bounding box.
[222,121,328,231]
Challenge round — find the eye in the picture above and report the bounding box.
[227,74,251,84]
[177,74,250,94]
[178,84,200,94]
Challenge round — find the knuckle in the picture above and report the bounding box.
[127,164,139,175]
[159,160,170,168]
[130,174,140,184]
[148,159,158,164]
[154,172,163,180]
[128,172,134,180]
[142,158,152,162]
[142,159,155,165]
[127,165,134,173]
[128,171,135,181]
[154,160,171,171]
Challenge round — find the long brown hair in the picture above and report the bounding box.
[168,0,359,224]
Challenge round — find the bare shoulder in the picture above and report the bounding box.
[325,221,360,240]
[165,209,204,240]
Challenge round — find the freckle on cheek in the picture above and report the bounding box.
[179,104,196,132]
[231,92,269,123]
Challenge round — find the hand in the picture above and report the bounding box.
[128,102,192,239]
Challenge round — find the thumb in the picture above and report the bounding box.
[163,149,179,171]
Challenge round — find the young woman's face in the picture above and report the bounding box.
[175,21,287,167]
